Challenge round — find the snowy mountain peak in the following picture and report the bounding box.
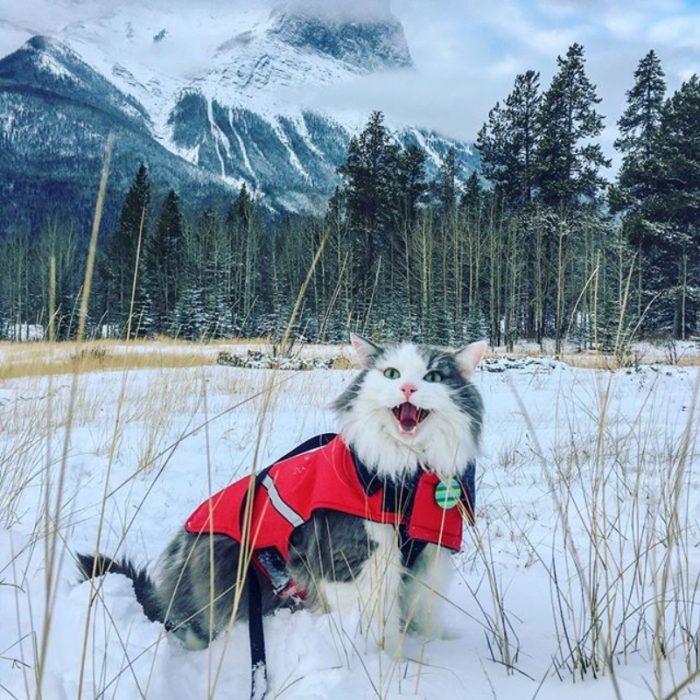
[0,35,150,131]
[1,35,90,86]
[268,3,412,71]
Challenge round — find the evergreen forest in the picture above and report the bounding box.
[1,44,699,351]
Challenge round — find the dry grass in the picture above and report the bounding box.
[0,341,218,380]
[549,353,700,369]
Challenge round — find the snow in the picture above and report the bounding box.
[1,344,699,699]
[35,49,74,80]
[232,124,258,181]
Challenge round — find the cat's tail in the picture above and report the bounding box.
[77,552,163,624]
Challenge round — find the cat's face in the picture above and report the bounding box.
[333,335,485,480]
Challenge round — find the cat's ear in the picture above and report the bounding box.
[350,333,381,369]
[455,340,487,378]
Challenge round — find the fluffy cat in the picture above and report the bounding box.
[78,335,485,657]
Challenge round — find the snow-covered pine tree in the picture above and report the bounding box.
[650,76,700,337]
[615,50,666,172]
[506,70,541,206]
[319,188,353,342]
[199,208,240,338]
[434,146,457,214]
[535,44,610,208]
[337,111,402,329]
[476,101,508,195]
[476,70,540,207]
[611,50,666,331]
[225,185,260,335]
[396,144,428,228]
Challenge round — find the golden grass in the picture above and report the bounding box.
[0,341,217,380]
[329,355,355,370]
[550,353,700,369]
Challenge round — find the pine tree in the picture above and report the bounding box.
[611,50,666,328]
[615,51,666,168]
[337,111,402,325]
[225,185,260,333]
[460,172,482,211]
[338,111,402,245]
[535,44,610,208]
[506,70,541,205]
[396,144,428,227]
[648,76,700,337]
[434,146,457,213]
[142,189,184,335]
[228,183,253,229]
[476,70,540,206]
[476,101,509,194]
[102,164,151,334]
[198,208,235,338]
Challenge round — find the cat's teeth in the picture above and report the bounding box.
[391,402,430,434]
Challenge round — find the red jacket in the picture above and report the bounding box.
[185,434,475,560]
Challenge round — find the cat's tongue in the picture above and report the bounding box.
[398,402,418,431]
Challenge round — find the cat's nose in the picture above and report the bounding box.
[400,383,417,401]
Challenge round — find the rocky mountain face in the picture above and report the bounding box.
[0,2,478,234]
[268,6,412,71]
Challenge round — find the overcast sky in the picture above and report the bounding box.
[309,0,700,163]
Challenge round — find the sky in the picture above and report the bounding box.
[302,0,700,164]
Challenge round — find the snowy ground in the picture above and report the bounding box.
[1,346,699,699]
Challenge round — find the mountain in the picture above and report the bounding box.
[0,1,478,234]
[0,36,231,234]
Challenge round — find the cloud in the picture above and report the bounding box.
[306,0,700,160]
[279,0,394,21]
[650,14,700,50]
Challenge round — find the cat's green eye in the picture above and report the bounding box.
[424,370,443,383]
[383,367,401,379]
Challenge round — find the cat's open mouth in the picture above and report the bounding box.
[391,402,430,434]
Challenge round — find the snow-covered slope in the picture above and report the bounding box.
[0,35,150,130]
[0,0,478,224]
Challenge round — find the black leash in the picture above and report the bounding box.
[242,433,339,699]
[247,567,267,699]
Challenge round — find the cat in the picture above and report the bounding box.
[78,334,485,658]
